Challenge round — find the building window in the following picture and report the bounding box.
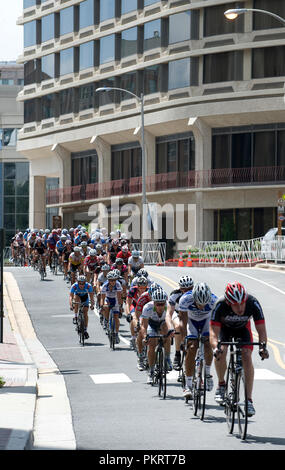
[121,0,137,15]
[121,27,137,58]
[168,58,190,90]
[24,99,37,123]
[120,72,137,100]
[169,11,191,44]
[72,150,98,186]
[80,0,94,29]
[252,46,285,78]
[144,0,159,6]
[79,83,94,111]
[156,134,195,174]
[60,47,74,76]
[253,0,285,30]
[41,13,55,43]
[0,129,18,147]
[24,0,36,8]
[144,65,160,94]
[204,2,244,36]
[144,19,161,51]
[41,54,55,81]
[60,88,74,115]
[41,94,56,120]
[60,6,74,36]
[100,34,115,64]
[98,77,116,105]
[79,41,94,70]
[100,0,115,22]
[111,144,142,180]
[24,21,37,48]
[0,79,14,85]
[203,51,243,83]
[24,60,37,86]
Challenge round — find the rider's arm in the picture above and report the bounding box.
[140,317,149,340]
[69,292,74,309]
[179,310,188,339]
[209,322,221,352]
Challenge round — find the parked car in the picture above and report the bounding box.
[261,227,285,260]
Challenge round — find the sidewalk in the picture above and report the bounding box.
[0,271,76,450]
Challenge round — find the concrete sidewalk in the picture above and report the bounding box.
[0,271,76,450]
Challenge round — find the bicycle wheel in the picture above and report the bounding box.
[78,312,85,346]
[237,370,248,440]
[224,358,236,434]
[157,349,164,396]
[109,312,115,350]
[193,361,200,417]
[194,358,207,420]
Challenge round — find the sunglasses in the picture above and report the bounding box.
[155,302,166,306]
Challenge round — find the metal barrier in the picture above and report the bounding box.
[132,242,166,265]
[199,236,285,265]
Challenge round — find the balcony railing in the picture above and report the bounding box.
[46,165,285,205]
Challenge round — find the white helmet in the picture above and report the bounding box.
[179,275,194,289]
[74,246,81,252]
[151,288,168,302]
[192,282,212,305]
[89,249,96,256]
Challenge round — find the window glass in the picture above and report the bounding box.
[24,99,36,123]
[80,41,94,70]
[144,19,161,51]
[4,197,15,214]
[121,27,137,58]
[100,34,115,64]
[41,94,56,120]
[144,65,160,94]
[253,131,275,167]
[0,79,14,85]
[156,142,167,173]
[277,130,285,166]
[60,6,74,36]
[4,163,16,180]
[212,135,231,169]
[204,3,244,36]
[80,0,94,29]
[253,0,285,30]
[252,46,285,79]
[16,197,29,213]
[24,60,37,86]
[144,0,160,5]
[41,54,55,80]
[121,72,137,100]
[100,0,115,22]
[41,14,54,43]
[24,0,36,8]
[121,0,137,15]
[167,142,177,172]
[232,133,251,168]
[60,88,74,115]
[236,209,251,240]
[79,84,94,111]
[203,51,243,83]
[24,21,37,48]
[169,12,190,44]
[98,77,115,105]
[60,48,74,75]
[168,58,190,90]
[132,148,142,177]
[2,129,17,147]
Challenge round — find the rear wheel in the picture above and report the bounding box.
[237,371,248,440]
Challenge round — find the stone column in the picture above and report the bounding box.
[29,174,46,229]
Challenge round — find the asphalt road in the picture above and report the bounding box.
[5,265,285,451]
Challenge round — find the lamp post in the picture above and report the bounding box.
[95,87,147,239]
[224,8,285,26]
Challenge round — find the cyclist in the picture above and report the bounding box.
[210,281,269,417]
[84,249,99,285]
[107,239,121,264]
[27,231,37,261]
[14,232,26,264]
[56,235,67,270]
[96,264,110,318]
[111,258,128,297]
[128,250,144,278]
[33,237,47,275]
[62,240,73,280]
[69,275,94,339]
[141,288,175,384]
[179,282,217,400]
[131,269,152,287]
[167,275,194,371]
[100,270,123,343]
[47,229,59,268]
[116,244,132,264]
[68,246,84,284]
[126,276,149,350]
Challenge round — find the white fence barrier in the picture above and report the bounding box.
[133,242,166,265]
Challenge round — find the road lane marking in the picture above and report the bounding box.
[222,268,285,297]
[254,369,285,380]
[148,271,177,289]
[93,309,130,346]
[90,373,132,384]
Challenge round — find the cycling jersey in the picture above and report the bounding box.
[47,235,58,250]
[135,292,152,316]
[168,288,185,311]
[56,240,65,253]
[84,255,99,270]
[128,256,144,270]
[179,291,218,322]
[69,252,84,266]
[101,280,122,299]
[111,263,127,274]
[141,301,167,329]
[211,294,265,330]
[34,243,46,255]
[116,251,131,262]
[127,286,143,308]
[97,272,108,285]
[70,281,93,296]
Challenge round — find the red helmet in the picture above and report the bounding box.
[224,281,247,305]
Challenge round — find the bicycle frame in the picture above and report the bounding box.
[193,335,207,420]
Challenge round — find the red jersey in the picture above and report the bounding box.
[135,291,152,316]
[84,255,99,270]
[116,251,131,262]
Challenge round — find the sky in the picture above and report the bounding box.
[0,0,23,61]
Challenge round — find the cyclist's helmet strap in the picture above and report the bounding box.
[224,281,247,305]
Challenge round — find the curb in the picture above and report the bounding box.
[3,271,76,450]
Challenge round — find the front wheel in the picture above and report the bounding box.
[237,371,248,440]
[224,360,236,434]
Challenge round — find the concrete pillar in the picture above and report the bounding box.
[134,127,156,176]
[29,175,46,229]
[51,143,71,188]
[90,135,111,183]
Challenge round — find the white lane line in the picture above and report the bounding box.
[90,373,132,384]
[255,369,285,380]
[93,309,130,346]
[221,269,285,297]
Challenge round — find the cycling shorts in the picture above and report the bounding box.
[219,321,253,350]
[105,297,120,314]
[186,317,210,340]
[74,293,89,306]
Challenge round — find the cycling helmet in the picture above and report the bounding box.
[102,264,110,271]
[62,228,68,235]
[74,246,81,253]
[77,275,86,283]
[137,269,148,278]
[132,250,140,258]
[148,282,161,296]
[179,275,194,289]
[45,229,50,234]
[152,288,168,302]
[137,276,148,287]
[89,249,96,256]
[107,271,119,280]
[224,281,247,305]
[115,258,124,264]
[192,282,212,305]
[69,228,74,233]
[61,235,67,241]
[66,240,72,245]
[122,245,129,252]
[96,244,102,249]
[80,241,88,247]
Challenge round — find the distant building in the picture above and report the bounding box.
[0,62,28,246]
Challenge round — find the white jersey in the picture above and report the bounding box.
[97,272,108,284]
[141,301,167,324]
[179,291,218,321]
[128,256,144,269]
[101,280,122,299]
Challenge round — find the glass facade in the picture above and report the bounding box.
[111,144,142,180]
[24,60,37,86]
[144,19,161,51]
[41,93,56,120]
[60,48,74,76]
[41,14,54,43]
[24,21,37,48]
[121,27,137,58]
[253,0,285,30]
[144,0,160,5]
[144,65,160,94]
[156,134,195,174]
[79,0,94,29]
[24,99,37,123]
[252,46,285,79]
[169,11,191,44]
[80,41,94,70]
[41,54,55,81]
[100,34,115,64]
[24,0,36,8]
[168,58,190,90]
[204,3,244,36]
[121,0,137,15]
[79,83,94,111]
[0,129,18,148]
[60,88,74,115]
[120,72,137,100]
[72,150,98,185]
[203,51,243,83]
[100,0,115,22]
[60,6,74,36]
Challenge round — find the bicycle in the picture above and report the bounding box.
[72,301,87,346]
[108,306,118,350]
[38,256,46,281]
[192,335,208,421]
[148,330,174,399]
[216,339,267,440]
[50,252,58,275]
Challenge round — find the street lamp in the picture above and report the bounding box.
[224,8,285,26]
[95,87,147,239]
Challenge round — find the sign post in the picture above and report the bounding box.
[0,229,4,343]
[277,191,285,236]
